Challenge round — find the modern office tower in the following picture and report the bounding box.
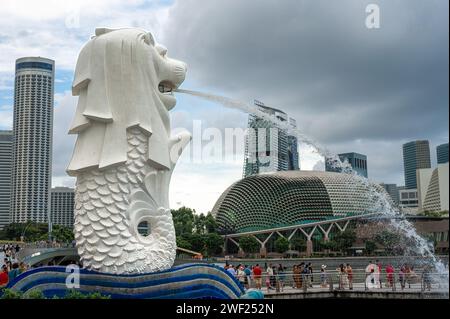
[50,187,75,228]
[398,187,419,214]
[380,183,399,206]
[243,100,299,177]
[325,152,368,178]
[402,140,431,189]
[437,143,449,164]
[10,57,55,223]
[0,130,13,229]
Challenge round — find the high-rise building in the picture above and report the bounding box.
[380,183,399,206]
[0,130,13,229]
[50,187,75,228]
[10,57,55,223]
[325,152,368,178]
[402,140,431,189]
[417,163,449,212]
[398,187,419,214]
[243,100,299,177]
[437,143,449,164]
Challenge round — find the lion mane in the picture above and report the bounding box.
[67,28,185,175]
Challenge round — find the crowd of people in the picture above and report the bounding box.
[0,243,29,288]
[222,259,445,292]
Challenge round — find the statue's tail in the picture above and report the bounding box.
[74,127,185,274]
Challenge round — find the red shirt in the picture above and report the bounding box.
[252,267,262,277]
[0,272,8,286]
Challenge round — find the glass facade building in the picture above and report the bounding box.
[437,143,449,164]
[0,131,13,229]
[402,140,431,189]
[325,152,368,178]
[380,183,399,206]
[10,57,54,223]
[243,100,299,177]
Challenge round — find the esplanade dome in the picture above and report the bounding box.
[211,171,390,234]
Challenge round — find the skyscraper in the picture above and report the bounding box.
[0,130,13,229]
[243,100,299,177]
[325,152,368,178]
[437,143,449,164]
[402,140,431,189]
[380,183,399,206]
[10,57,55,223]
[50,187,75,228]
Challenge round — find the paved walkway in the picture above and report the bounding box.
[259,283,448,295]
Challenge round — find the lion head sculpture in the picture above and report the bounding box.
[67,27,187,174]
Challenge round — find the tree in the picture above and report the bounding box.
[176,236,192,250]
[332,229,356,254]
[171,207,195,236]
[204,213,218,234]
[365,240,377,255]
[239,236,260,254]
[290,237,306,251]
[374,230,402,255]
[274,237,289,253]
[204,233,223,256]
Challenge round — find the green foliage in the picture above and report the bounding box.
[239,236,260,254]
[419,210,449,217]
[203,233,223,256]
[25,289,46,299]
[290,237,306,251]
[319,240,336,251]
[172,208,222,257]
[0,222,74,242]
[172,207,195,236]
[274,237,289,253]
[332,229,356,254]
[176,236,192,250]
[63,290,110,299]
[365,240,377,255]
[0,289,23,299]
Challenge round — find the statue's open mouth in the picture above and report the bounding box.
[158,81,175,94]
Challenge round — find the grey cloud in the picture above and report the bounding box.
[162,0,449,184]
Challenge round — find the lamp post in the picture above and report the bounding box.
[21,222,33,242]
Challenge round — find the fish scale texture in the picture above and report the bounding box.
[73,127,176,274]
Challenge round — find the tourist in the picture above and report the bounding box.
[277,264,285,292]
[19,262,28,274]
[0,265,8,288]
[399,265,406,290]
[376,260,382,288]
[422,265,432,291]
[308,262,313,288]
[243,265,251,289]
[237,265,246,288]
[346,264,353,290]
[293,265,300,289]
[266,264,275,290]
[8,263,20,282]
[252,264,262,290]
[227,264,236,277]
[338,264,347,290]
[386,264,395,288]
[320,265,328,288]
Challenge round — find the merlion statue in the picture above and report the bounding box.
[66,28,190,274]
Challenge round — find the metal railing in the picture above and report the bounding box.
[231,269,449,294]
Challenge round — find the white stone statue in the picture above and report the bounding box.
[67,28,190,274]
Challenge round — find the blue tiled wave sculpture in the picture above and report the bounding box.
[6,263,249,299]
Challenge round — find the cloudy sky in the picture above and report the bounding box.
[0,0,448,213]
